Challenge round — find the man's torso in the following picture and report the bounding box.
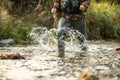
[60,0,81,14]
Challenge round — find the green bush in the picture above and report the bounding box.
[95,0,120,4]
[86,1,120,39]
[0,16,32,43]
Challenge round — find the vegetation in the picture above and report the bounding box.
[0,16,31,43]
[96,0,120,4]
[0,7,31,43]
[0,0,120,43]
[86,1,120,39]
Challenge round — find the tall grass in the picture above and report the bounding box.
[95,0,120,4]
[0,9,31,43]
[86,1,120,39]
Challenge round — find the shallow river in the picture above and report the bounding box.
[0,40,120,80]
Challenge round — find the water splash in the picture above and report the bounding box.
[29,27,57,51]
[29,27,87,52]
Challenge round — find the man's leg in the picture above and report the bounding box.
[72,16,87,51]
[73,16,87,38]
[57,17,71,57]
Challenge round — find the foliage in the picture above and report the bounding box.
[0,16,32,43]
[45,0,53,11]
[10,0,38,16]
[0,0,14,11]
[86,1,120,39]
[0,0,38,16]
[95,0,120,4]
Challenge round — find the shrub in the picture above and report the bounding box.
[86,1,120,39]
[0,16,31,44]
[95,0,120,4]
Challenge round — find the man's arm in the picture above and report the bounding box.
[53,0,60,8]
[80,0,90,12]
[51,0,61,14]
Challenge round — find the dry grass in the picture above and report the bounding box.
[0,7,9,23]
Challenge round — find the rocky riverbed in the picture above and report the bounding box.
[0,41,120,80]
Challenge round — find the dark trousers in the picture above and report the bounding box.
[57,15,87,55]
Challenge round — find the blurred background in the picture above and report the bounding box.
[0,0,120,44]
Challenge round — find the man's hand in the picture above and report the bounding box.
[51,7,57,14]
[80,5,86,12]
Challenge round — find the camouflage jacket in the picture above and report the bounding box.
[53,0,90,13]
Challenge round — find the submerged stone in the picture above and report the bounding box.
[0,39,14,46]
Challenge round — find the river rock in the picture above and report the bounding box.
[0,39,14,46]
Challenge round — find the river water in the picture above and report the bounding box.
[0,27,120,80]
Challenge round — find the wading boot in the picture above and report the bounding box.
[81,46,87,51]
[58,52,65,57]
[81,43,88,51]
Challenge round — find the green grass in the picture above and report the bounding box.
[86,1,120,39]
[0,16,32,44]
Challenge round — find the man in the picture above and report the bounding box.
[51,0,90,57]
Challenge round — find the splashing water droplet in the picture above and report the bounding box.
[29,27,88,52]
